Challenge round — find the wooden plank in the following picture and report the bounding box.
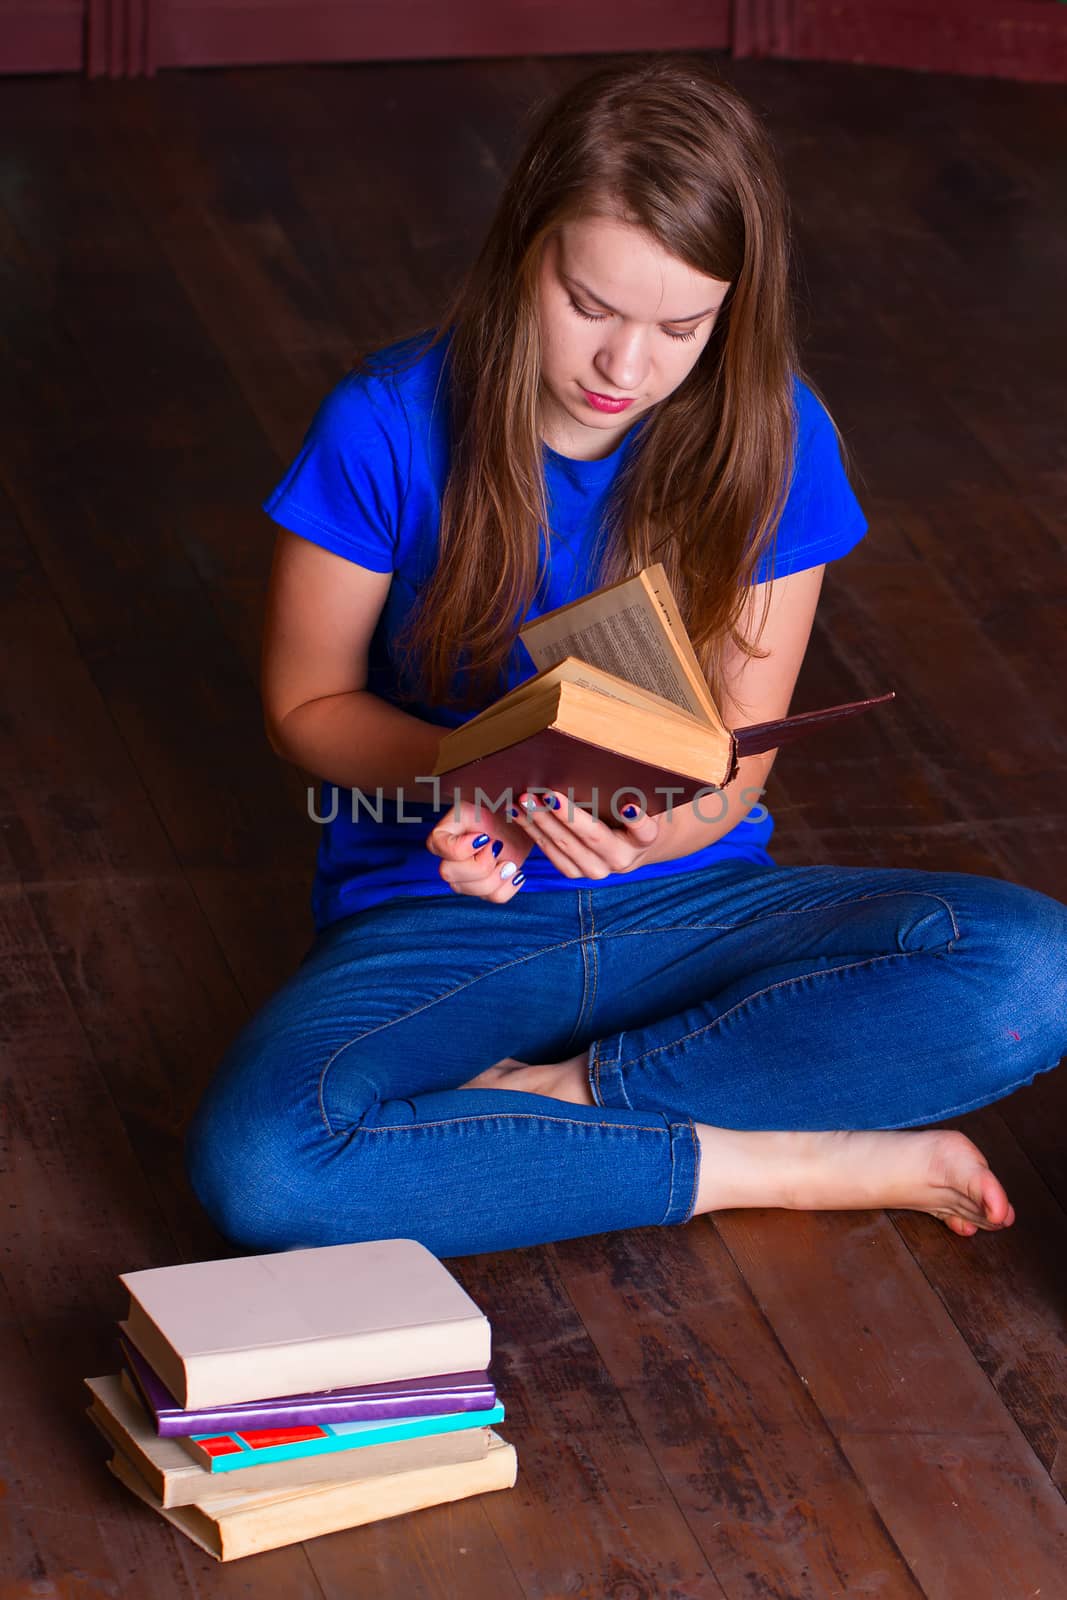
[0,886,325,1595]
[2,50,1065,1597]
[553,1226,925,1597]
[0,110,308,879]
[714,1208,1067,1594]
[450,1248,732,1600]
[0,479,177,889]
[892,1107,1067,1493]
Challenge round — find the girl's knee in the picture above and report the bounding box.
[964,877,1067,1068]
[183,1035,334,1251]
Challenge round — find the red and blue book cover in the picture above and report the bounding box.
[180,1403,507,1473]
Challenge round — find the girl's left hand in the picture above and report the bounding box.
[509,789,660,880]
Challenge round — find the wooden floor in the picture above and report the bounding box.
[2,50,1066,1599]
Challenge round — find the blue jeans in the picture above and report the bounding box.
[185,861,1067,1258]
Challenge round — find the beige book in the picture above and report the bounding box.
[107,1430,518,1561]
[86,1374,491,1509]
[118,1238,491,1410]
[436,674,733,793]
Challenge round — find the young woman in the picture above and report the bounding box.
[185,56,1067,1259]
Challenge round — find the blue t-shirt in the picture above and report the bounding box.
[264,330,867,930]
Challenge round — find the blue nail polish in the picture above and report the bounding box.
[491,839,503,857]
[507,805,521,821]
[546,795,561,810]
[472,833,490,850]
[512,872,526,887]
[622,805,638,819]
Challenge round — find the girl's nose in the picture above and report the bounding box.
[595,328,648,394]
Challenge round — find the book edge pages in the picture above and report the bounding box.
[451,656,707,743]
[108,1433,518,1562]
[88,1372,495,1505]
[437,712,731,794]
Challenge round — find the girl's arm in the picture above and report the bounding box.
[637,562,827,865]
[261,531,445,804]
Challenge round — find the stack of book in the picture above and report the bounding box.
[85,1238,517,1561]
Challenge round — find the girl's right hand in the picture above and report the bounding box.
[426,800,533,901]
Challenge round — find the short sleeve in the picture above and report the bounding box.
[262,370,411,573]
[752,378,868,583]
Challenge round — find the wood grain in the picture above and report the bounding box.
[1,51,1064,1596]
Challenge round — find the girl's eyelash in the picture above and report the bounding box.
[567,297,699,342]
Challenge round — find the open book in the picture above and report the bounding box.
[432,565,893,818]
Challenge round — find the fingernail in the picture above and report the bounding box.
[512,872,526,887]
[545,794,561,810]
[491,839,503,857]
[507,805,521,821]
[499,861,518,880]
[472,834,490,850]
[622,805,638,819]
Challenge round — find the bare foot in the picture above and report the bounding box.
[693,1124,1015,1237]
[457,1061,1014,1238]
[459,1053,594,1106]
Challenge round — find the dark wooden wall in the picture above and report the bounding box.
[3,0,1067,81]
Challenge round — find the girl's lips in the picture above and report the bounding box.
[580,386,635,414]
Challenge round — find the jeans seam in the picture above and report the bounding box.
[588,891,600,1025]
[320,1109,674,1140]
[671,1119,700,1225]
[572,890,600,1047]
[317,933,586,1132]
[622,949,940,1073]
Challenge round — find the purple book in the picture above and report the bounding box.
[116,1328,497,1438]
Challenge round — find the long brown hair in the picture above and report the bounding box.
[385,55,801,712]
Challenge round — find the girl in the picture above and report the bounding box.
[186,56,1067,1259]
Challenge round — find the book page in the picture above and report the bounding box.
[519,566,725,731]
[460,658,703,739]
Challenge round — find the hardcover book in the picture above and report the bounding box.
[118,1238,492,1409]
[86,1374,494,1509]
[432,564,894,818]
[118,1327,496,1437]
[106,1430,518,1561]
